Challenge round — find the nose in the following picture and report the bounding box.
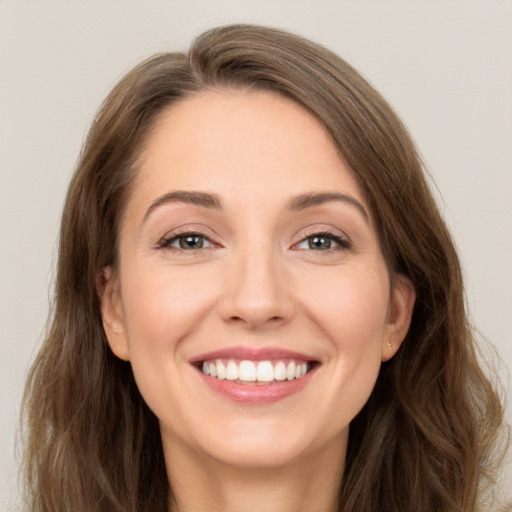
[218,246,295,330]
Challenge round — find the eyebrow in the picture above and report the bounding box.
[287,192,369,221]
[143,191,222,222]
[143,190,369,223]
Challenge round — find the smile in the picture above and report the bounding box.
[191,347,319,404]
[201,359,310,384]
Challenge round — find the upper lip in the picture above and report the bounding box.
[189,346,318,364]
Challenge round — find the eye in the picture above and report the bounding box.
[295,232,351,251]
[159,233,214,251]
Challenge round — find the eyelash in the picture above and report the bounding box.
[157,230,351,252]
[295,230,351,251]
[157,231,217,251]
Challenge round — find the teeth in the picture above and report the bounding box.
[286,362,295,381]
[256,361,274,382]
[274,361,286,381]
[201,359,310,383]
[239,361,256,381]
[216,360,226,380]
[226,360,238,381]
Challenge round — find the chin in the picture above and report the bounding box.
[167,410,348,471]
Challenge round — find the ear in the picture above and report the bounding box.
[96,266,130,361]
[382,274,416,362]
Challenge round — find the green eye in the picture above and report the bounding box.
[178,235,205,249]
[160,233,214,250]
[307,236,334,250]
[296,232,350,251]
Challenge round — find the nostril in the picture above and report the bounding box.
[227,314,286,329]
[219,279,295,328]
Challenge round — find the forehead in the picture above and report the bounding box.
[129,88,366,215]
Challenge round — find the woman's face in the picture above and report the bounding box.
[101,89,414,470]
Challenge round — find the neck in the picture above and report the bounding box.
[164,437,345,512]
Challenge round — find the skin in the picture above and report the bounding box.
[100,89,415,512]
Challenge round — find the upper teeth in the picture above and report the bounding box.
[201,359,309,383]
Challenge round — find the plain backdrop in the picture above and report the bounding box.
[1,1,511,509]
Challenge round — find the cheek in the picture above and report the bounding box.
[279,265,391,444]
[298,265,390,349]
[117,263,223,430]
[299,265,388,408]
[121,263,219,347]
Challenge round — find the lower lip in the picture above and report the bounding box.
[196,368,315,405]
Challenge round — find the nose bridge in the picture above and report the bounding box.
[220,230,293,328]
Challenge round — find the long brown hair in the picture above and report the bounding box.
[21,24,507,511]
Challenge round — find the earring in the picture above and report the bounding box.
[386,341,392,350]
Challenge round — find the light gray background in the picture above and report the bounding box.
[1,1,511,509]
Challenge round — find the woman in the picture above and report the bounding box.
[22,24,507,512]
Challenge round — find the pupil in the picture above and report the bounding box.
[180,235,203,249]
[309,236,331,250]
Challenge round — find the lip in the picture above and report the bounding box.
[190,346,319,405]
[196,370,315,404]
[189,346,316,364]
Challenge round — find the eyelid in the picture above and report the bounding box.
[156,226,222,250]
[292,228,352,251]
[154,225,351,252]
[161,233,214,250]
